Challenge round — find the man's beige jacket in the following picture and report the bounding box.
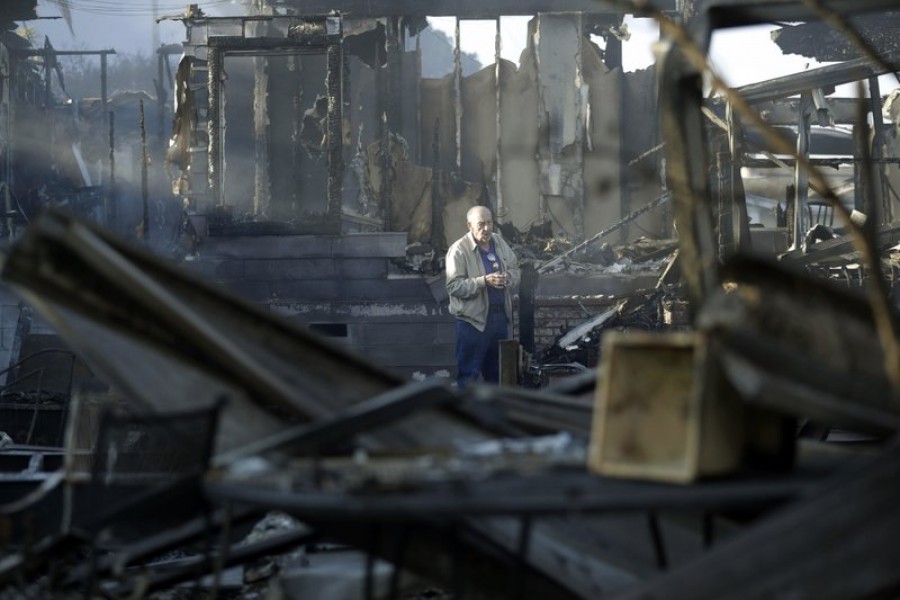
[445,232,520,332]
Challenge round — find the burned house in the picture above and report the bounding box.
[155,1,672,382]
[2,0,900,598]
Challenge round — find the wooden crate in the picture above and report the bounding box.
[588,331,746,484]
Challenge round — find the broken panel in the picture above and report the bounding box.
[537,13,587,240]
[176,15,343,231]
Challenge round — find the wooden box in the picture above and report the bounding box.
[588,331,746,484]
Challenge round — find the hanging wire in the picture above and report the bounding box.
[45,0,237,17]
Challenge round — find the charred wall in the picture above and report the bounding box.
[184,232,457,379]
[174,12,667,249]
[418,15,663,246]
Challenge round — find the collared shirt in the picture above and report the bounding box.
[446,231,521,332]
[478,241,506,306]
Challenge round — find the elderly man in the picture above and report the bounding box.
[446,205,520,388]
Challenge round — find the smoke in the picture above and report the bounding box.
[33,1,248,57]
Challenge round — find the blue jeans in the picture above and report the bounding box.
[455,310,509,388]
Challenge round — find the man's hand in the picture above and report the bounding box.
[485,272,510,288]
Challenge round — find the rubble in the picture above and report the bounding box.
[2,0,900,599]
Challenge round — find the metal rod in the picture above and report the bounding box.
[108,110,117,230]
[205,473,811,519]
[574,12,586,242]
[868,75,890,222]
[326,43,343,227]
[386,16,401,134]
[388,525,412,599]
[212,380,456,466]
[208,46,223,208]
[432,118,444,251]
[4,77,14,238]
[790,91,811,251]
[415,30,423,163]
[615,42,631,244]
[253,50,269,216]
[364,525,378,600]
[380,113,392,230]
[647,511,668,570]
[140,100,150,242]
[519,263,537,354]
[511,516,533,599]
[19,49,117,57]
[157,47,166,158]
[454,16,462,175]
[495,17,503,219]
[537,192,671,273]
[43,44,51,108]
[100,53,109,144]
[702,511,715,548]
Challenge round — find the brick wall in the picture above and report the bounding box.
[525,296,620,350]
[520,294,692,360]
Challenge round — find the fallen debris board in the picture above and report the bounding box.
[588,331,745,483]
[615,437,900,600]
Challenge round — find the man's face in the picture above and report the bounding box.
[467,211,493,245]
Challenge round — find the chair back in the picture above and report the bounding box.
[90,400,223,487]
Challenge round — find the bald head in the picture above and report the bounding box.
[467,205,492,224]
[466,205,494,248]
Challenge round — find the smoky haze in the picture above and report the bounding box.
[32,0,245,56]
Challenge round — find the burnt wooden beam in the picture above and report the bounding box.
[701,253,894,381]
[278,0,676,18]
[697,254,900,429]
[731,49,900,106]
[14,48,117,56]
[205,468,818,521]
[779,221,900,265]
[498,340,520,387]
[658,40,719,308]
[207,44,223,207]
[519,263,537,354]
[615,437,900,600]
[695,0,897,33]
[326,43,343,227]
[214,380,459,465]
[720,331,900,435]
[707,97,863,127]
[479,385,594,437]
[742,156,900,169]
[62,507,262,586]
[537,193,671,274]
[431,119,445,251]
[107,526,317,597]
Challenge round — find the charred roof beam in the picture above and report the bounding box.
[691,0,897,39]
[725,49,900,106]
[275,0,676,18]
